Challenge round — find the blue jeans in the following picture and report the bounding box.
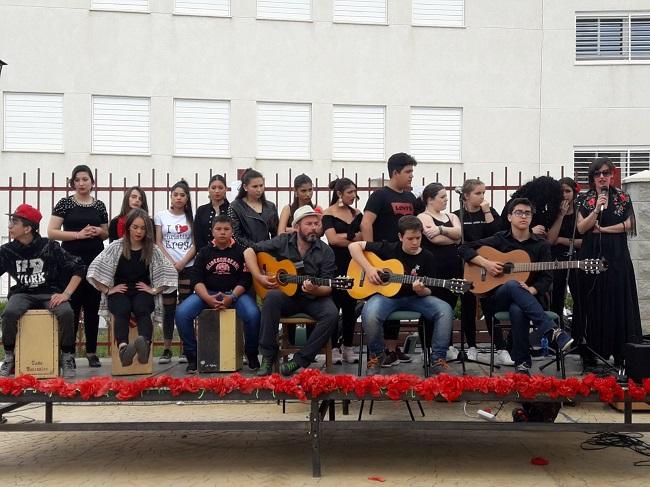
[175,292,261,356]
[361,294,453,360]
[491,280,556,367]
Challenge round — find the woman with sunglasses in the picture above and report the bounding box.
[575,157,641,369]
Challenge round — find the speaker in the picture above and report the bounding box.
[625,342,650,381]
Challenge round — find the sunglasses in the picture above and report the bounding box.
[593,170,611,178]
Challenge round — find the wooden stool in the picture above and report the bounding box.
[16,310,59,378]
[279,314,332,372]
[110,315,153,376]
[197,308,243,373]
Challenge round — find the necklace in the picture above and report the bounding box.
[73,195,95,207]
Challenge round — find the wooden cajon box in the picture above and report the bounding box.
[110,316,153,376]
[197,308,243,373]
[16,310,59,378]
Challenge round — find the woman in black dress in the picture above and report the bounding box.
[194,175,230,251]
[108,186,149,242]
[322,178,362,364]
[576,157,641,367]
[48,164,108,367]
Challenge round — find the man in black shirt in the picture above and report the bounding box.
[360,152,418,366]
[0,204,86,378]
[175,215,260,373]
[350,216,454,375]
[458,198,574,375]
[244,206,339,377]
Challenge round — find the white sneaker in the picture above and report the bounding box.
[341,345,359,364]
[331,347,343,365]
[466,347,478,361]
[495,349,515,366]
[446,346,459,361]
[179,354,188,364]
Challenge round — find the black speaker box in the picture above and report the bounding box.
[625,342,650,381]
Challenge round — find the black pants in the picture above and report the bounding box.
[259,291,338,367]
[70,279,101,354]
[1,293,75,353]
[460,292,504,349]
[162,267,192,342]
[332,290,358,347]
[107,291,155,345]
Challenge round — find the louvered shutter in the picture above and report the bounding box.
[174,0,230,17]
[3,93,64,152]
[257,0,311,21]
[174,99,230,157]
[257,102,311,159]
[332,105,385,161]
[333,1,387,25]
[412,0,464,27]
[410,107,462,162]
[92,96,150,155]
[91,0,149,12]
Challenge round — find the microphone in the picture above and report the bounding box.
[597,187,608,213]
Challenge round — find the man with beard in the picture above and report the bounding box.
[244,205,338,376]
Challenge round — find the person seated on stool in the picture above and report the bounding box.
[175,214,261,373]
[87,208,177,368]
[0,204,86,378]
[244,205,339,377]
[349,215,454,376]
[458,198,574,376]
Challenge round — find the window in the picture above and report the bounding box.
[174,0,230,17]
[257,102,311,159]
[174,99,230,157]
[574,148,650,185]
[333,1,387,25]
[3,93,64,152]
[257,0,311,22]
[576,13,650,62]
[409,107,462,162]
[91,0,149,12]
[332,105,384,161]
[92,96,150,155]
[412,0,464,27]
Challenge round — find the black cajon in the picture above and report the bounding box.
[626,342,650,381]
[197,309,243,373]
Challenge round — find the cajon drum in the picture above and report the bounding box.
[197,308,243,373]
[16,310,59,378]
[110,316,153,376]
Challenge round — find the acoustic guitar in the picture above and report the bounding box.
[346,251,472,300]
[463,246,608,296]
[254,252,353,299]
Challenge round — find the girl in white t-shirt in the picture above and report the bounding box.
[154,179,196,363]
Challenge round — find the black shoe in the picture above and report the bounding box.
[118,344,136,367]
[186,359,198,374]
[394,346,412,363]
[280,359,301,377]
[87,354,101,368]
[515,363,531,376]
[257,356,274,376]
[246,353,260,371]
[134,336,150,364]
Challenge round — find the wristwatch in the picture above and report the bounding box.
[230,294,238,303]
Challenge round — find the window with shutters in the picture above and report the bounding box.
[256,102,311,159]
[174,0,230,17]
[332,105,385,161]
[333,1,387,25]
[409,107,462,162]
[174,99,230,157]
[3,93,64,153]
[576,13,650,63]
[92,96,150,155]
[574,148,650,185]
[257,0,311,22]
[91,0,149,13]
[412,0,464,27]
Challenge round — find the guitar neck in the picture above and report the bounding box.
[511,260,583,273]
[388,273,449,289]
[283,275,336,287]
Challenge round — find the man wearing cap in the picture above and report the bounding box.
[244,205,339,376]
[0,204,86,378]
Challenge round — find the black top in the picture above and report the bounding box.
[194,200,230,251]
[453,207,501,243]
[228,199,279,248]
[321,212,362,276]
[109,215,155,243]
[252,233,337,299]
[364,187,416,243]
[550,211,582,260]
[0,236,86,296]
[190,242,251,293]
[52,196,108,264]
[114,249,150,292]
[458,230,553,295]
[365,241,437,299]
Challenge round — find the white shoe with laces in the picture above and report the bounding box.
[446,346,459,361]
[466,347,478,361]
[495,349,515,366]
[331,347,343,365]
[341,345,358,364]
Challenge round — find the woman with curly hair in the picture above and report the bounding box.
[500,176,563,237]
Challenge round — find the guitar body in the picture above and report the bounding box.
[254,252,298,299]
[347,252,405,300]
[464,247,531,296]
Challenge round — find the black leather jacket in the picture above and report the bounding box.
[227,199,279,248]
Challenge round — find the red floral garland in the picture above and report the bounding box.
[0,370,648,403]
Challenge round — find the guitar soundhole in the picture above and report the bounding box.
[379,270,390,284]
[503,262,515,275]
[277,271,288,285]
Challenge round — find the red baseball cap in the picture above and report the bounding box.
[9,204,42,225]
